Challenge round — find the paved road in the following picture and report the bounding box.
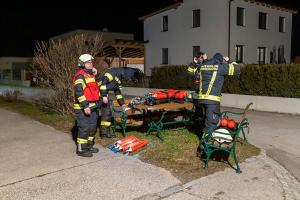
[0,108,180,199]
[0,107,300,199]
[240,109,300,182]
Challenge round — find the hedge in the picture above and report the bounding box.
[149,64,300,98]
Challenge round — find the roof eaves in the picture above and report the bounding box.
[243,0,297,14]
[138,2,183,21]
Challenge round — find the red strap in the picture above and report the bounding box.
[72,69,87,83]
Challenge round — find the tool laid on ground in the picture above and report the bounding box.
[107,135,148,154]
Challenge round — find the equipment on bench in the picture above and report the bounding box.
[144,89,188,105]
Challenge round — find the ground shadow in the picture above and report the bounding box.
[71,120,78,145]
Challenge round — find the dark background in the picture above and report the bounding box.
[1,0,299,59]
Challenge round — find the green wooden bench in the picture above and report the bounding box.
[145,109,193,141]
[111,101,128,137]
[202,102,253,173]
[110,100,194,140]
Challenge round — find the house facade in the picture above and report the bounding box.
[0,57,32,87]
[141,0,295,75]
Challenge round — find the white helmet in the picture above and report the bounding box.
[212,128,233,143]
[78,54,94,67]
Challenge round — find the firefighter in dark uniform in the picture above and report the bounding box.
[187,52,208,129]
[98,68,127,138]
[73,54,100,157]
[188,53,241,155]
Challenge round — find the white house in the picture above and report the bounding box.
[0,57,32,87]
[140,0,296,75]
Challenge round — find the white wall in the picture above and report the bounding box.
[143,0,293,75]
[144,0,229,75]
[230,0,293,64]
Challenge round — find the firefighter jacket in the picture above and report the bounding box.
[98,68,124,106]
[194,56,240,104]
[187,62,201,91]
[73,69,100,110]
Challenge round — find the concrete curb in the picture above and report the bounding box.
[259,149,300,200]
[135,149,300,200]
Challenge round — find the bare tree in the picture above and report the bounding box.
[33,33,104,115]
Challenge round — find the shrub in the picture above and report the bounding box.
[32,34,104,114]
[149,64,300,98]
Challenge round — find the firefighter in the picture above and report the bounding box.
[187,52,208,131]
[187,52,208,92]
[73,54,100,157]
[98,67,129,138]
[190,53,241,156]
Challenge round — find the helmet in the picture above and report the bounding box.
[78,54,94,67]
[213,53,224,63]
[212,128,233,143]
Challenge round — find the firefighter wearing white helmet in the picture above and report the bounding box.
[78,54,94,67]
[72,53,100,157]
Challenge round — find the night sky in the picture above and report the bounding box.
[1,0,299,59]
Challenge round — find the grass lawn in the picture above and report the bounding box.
[0,97,260,182]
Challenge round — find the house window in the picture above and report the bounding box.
[257,47,266,64]
[279,16,285,33]
[162,16,168,32]
[193,46,201,58]
[193,9,200,28]
[236,7,245,26]
[2,69,11,80]
[12,69,21,80]
[259,12,267,29]
[162,48,168,64]
[278,45,285,64]
[235,45,244,63]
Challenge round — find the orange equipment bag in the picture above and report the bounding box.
[147,89,187,100]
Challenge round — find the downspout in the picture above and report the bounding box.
[228,0,234,57]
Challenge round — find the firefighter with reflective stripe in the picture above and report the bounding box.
[187,52,208,86]
[73,54,100,157]
[196,53,240,155]
[98,67,127,138]
[187,52,208,131]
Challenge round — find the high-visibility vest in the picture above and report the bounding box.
[73,69,100,101]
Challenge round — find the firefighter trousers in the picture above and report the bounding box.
[75,109,98,150]
[199,103,221,134]
[100,101,114,138]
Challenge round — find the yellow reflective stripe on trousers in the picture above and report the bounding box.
[85,77,96,83]
[78,95,86,102]
[228,64,235,75]
[77,138,88,144]
[101,121,111,126]
[199,94,221,102]
[116,94,123,99]
[104,73,113,81]
[206,71,217,95]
